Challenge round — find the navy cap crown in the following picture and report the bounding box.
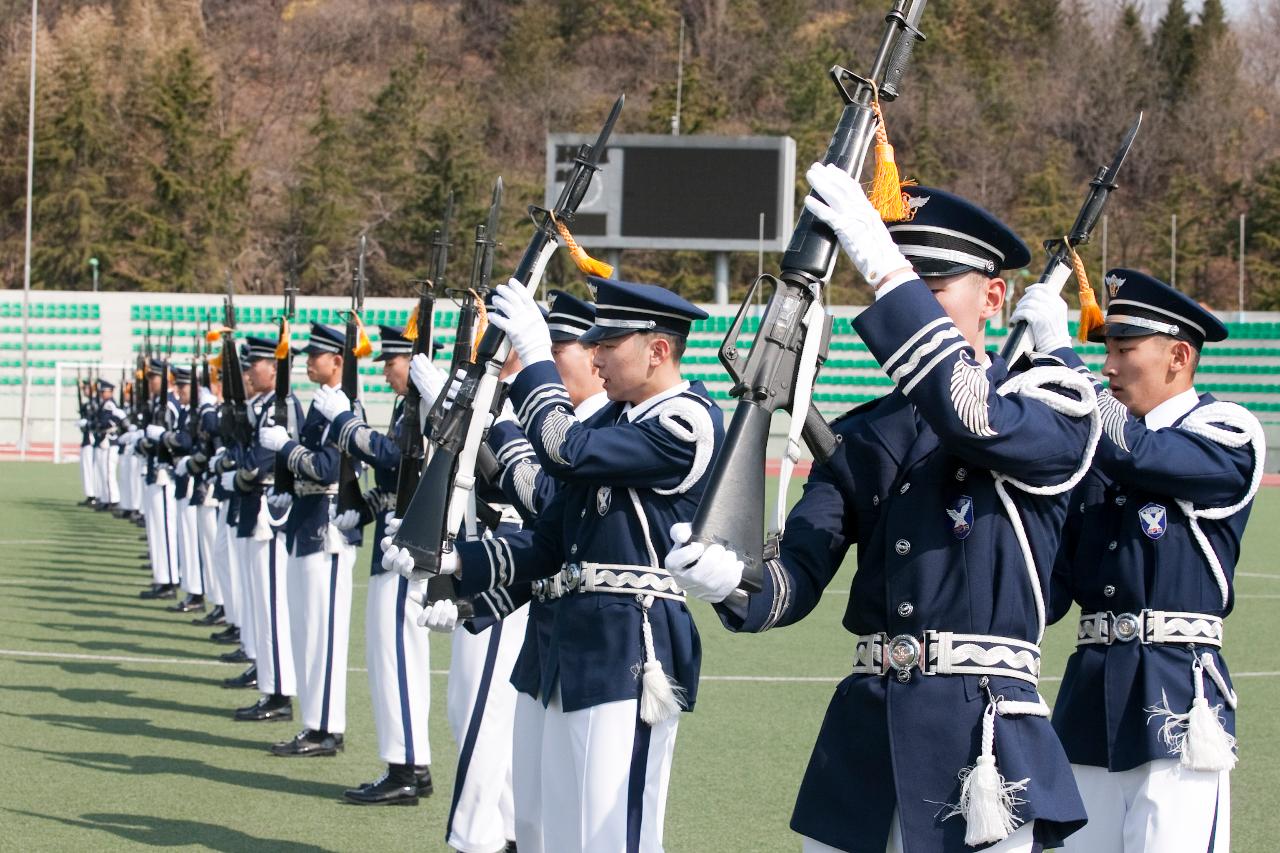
[888,186,1030,278]
[547,290,597,342]
[580,277,707,344]
[1094,269,1228,346]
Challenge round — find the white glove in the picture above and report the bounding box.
[312,385,350,422]
[409,354,448,406]
[174,458,190,477]
[219,471,236,491]
[382,544,459,579]
[494,396,517,427]
[665,522,745,604]
[199,387,217,407]
[258,424,290,452]
[1009,281,1071,353]
[444,369,466,409]
[417,599,459,632]
[266,490,292,511]
[333,509,362,531]
[489,279,553,366]
[804,162,914,291]
[144,424,166,441]
[77,418,88,429]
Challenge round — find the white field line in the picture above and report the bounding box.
[3,647,1280,685]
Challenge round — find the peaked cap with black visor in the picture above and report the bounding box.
[298,324,345,356]
[579,276,707,344]
[1090,269,1227,348]
[546,290,597,343]
[887,186,1031,278]
[373,324,443,362]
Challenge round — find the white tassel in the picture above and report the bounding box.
[945,702,1027,846]
[638,597,685,726]
[1148,658,1237,772]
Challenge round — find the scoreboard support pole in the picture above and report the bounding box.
[714,252,730,305]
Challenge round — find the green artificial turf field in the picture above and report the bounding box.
[0,460,1277,851]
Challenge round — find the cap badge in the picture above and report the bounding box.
[1105,274,1125,299]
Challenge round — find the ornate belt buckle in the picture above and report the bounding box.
[563,562,583,594]
[886,634,921,683]
[1112,612,1141,642]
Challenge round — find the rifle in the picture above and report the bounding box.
[219,272,253,445]
[688,1,928,592]
[395,99,623,575]
[274,271,299,493]
[187,331,204,473]
[1001,113,1143,363]
[136,323,152,428]
[154,323,174,464]
[336,236,371,518]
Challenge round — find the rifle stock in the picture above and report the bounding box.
[336,238,370,517]
[690,1,928,591]
[274,277,298,492]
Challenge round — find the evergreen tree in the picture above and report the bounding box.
[290,90,360,291]
[1153,0,1196,100]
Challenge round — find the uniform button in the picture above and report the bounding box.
[899,483,911,494]
[897,601,914,618]
[872,495,880,506]
[570,544,578,555]
[895,539,911,556]
[955,468,968,482]
[580,508,586,517]
[1107,541,1117,551]
[1114,495,1127,506]
[1103,584,1116,598]
[1079,502,1086,512]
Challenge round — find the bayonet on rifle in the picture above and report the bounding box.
[274,268,300,492]
[336,237,371,519]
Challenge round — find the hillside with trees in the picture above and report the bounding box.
[2,0,1280,310]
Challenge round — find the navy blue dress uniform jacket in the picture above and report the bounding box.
[167,403,193,501]
[715,280,1097,853]
[233,392,302,539]
[452,360,724,713]
[1048,349,1262,772]
[143,393,181,486]
[274,398,362,555]
[332,401,405,575]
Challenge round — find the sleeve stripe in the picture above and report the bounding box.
[882,316,952,377]
[901,341,967,396]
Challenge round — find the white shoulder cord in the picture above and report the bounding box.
[991,367,1101,642]
[1173,402,1266,608]
[772,296,828,537]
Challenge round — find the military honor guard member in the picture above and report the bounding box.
[211,356,253,665]
[316,326,440,803]
[77,378,98,505]
[140,359,181,600]
[386,275,723,853]
[1012,270,1263,852]
[258,324,357,756]
[190,373,227,626]
[666,165,1101,853]
[92,379,126,511]
[228,336,301,722]
[166,365,207,613]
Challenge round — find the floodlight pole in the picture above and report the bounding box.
[1170,213,1177,288]
[89,256,99,292]
[714,252,729,305]
[671,17,684,136]
[17,0,38,459]
[1239,212,1246,320]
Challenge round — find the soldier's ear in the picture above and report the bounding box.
[1168,339,1196,374]
[981,276,1006,321]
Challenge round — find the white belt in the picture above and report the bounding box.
[852,630,1041,685]
[1077,609,1223,647]
[292,482,338,497]
[532,562,685,603]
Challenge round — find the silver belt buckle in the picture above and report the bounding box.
[563,562,583,594]
[1112,612,1141,642]
[886,634,921,683]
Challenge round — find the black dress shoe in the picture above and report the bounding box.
[192,605,225,626]
[505,842,518,852]
[211,626,241,644]
[234,694,292,722]
[414,765,433,797]
[167,594,205,613]
[79,497,96,507]
[222,665,257,689]
[96,502,117,513]
[343,765,419,805]
[139,584,177,600]
[270,729,344,757]
[219,648,251,664]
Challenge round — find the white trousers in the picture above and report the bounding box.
[541,688,679,853]
[117,450,139,511]
[79,446,96,498]
[287,542,354,734]
[446,605,529,853]
[1063,760,1230,853]
[512,691,546,853]
[365,571,432,766]
[176,496,203,596]
[243,531,295,697]
[801,810,1038,853]
[217,505,243,629]
[233,535,256,661]
[94,444,119,505]
[143,479,177,586]
[197,502,222,606]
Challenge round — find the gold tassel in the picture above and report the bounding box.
[469,290,488,364]
[209,365,220,385]
[353,314,373,358]
[868,98,912,223]
[206,327,229,343]
[1068,237,1104,342]
[553,217,614,278]
[404,304,420,342]
[274,319,291,359]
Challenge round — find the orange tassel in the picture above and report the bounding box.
[353,314,373,359]
[274,319,291,359]
[469,290,488,364]
[1067,237,1105,342]
[868,99,912,223]
[553,218,614,278]
[209,365,220,385]
[209,353,222,371]
[206,327,229,343]
[404,305,420,342]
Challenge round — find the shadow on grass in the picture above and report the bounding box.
[10,710,274,752]
[11,748,344,801]
[13,658,231,687]
[6,809,336,851]
[0,683,239,720]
